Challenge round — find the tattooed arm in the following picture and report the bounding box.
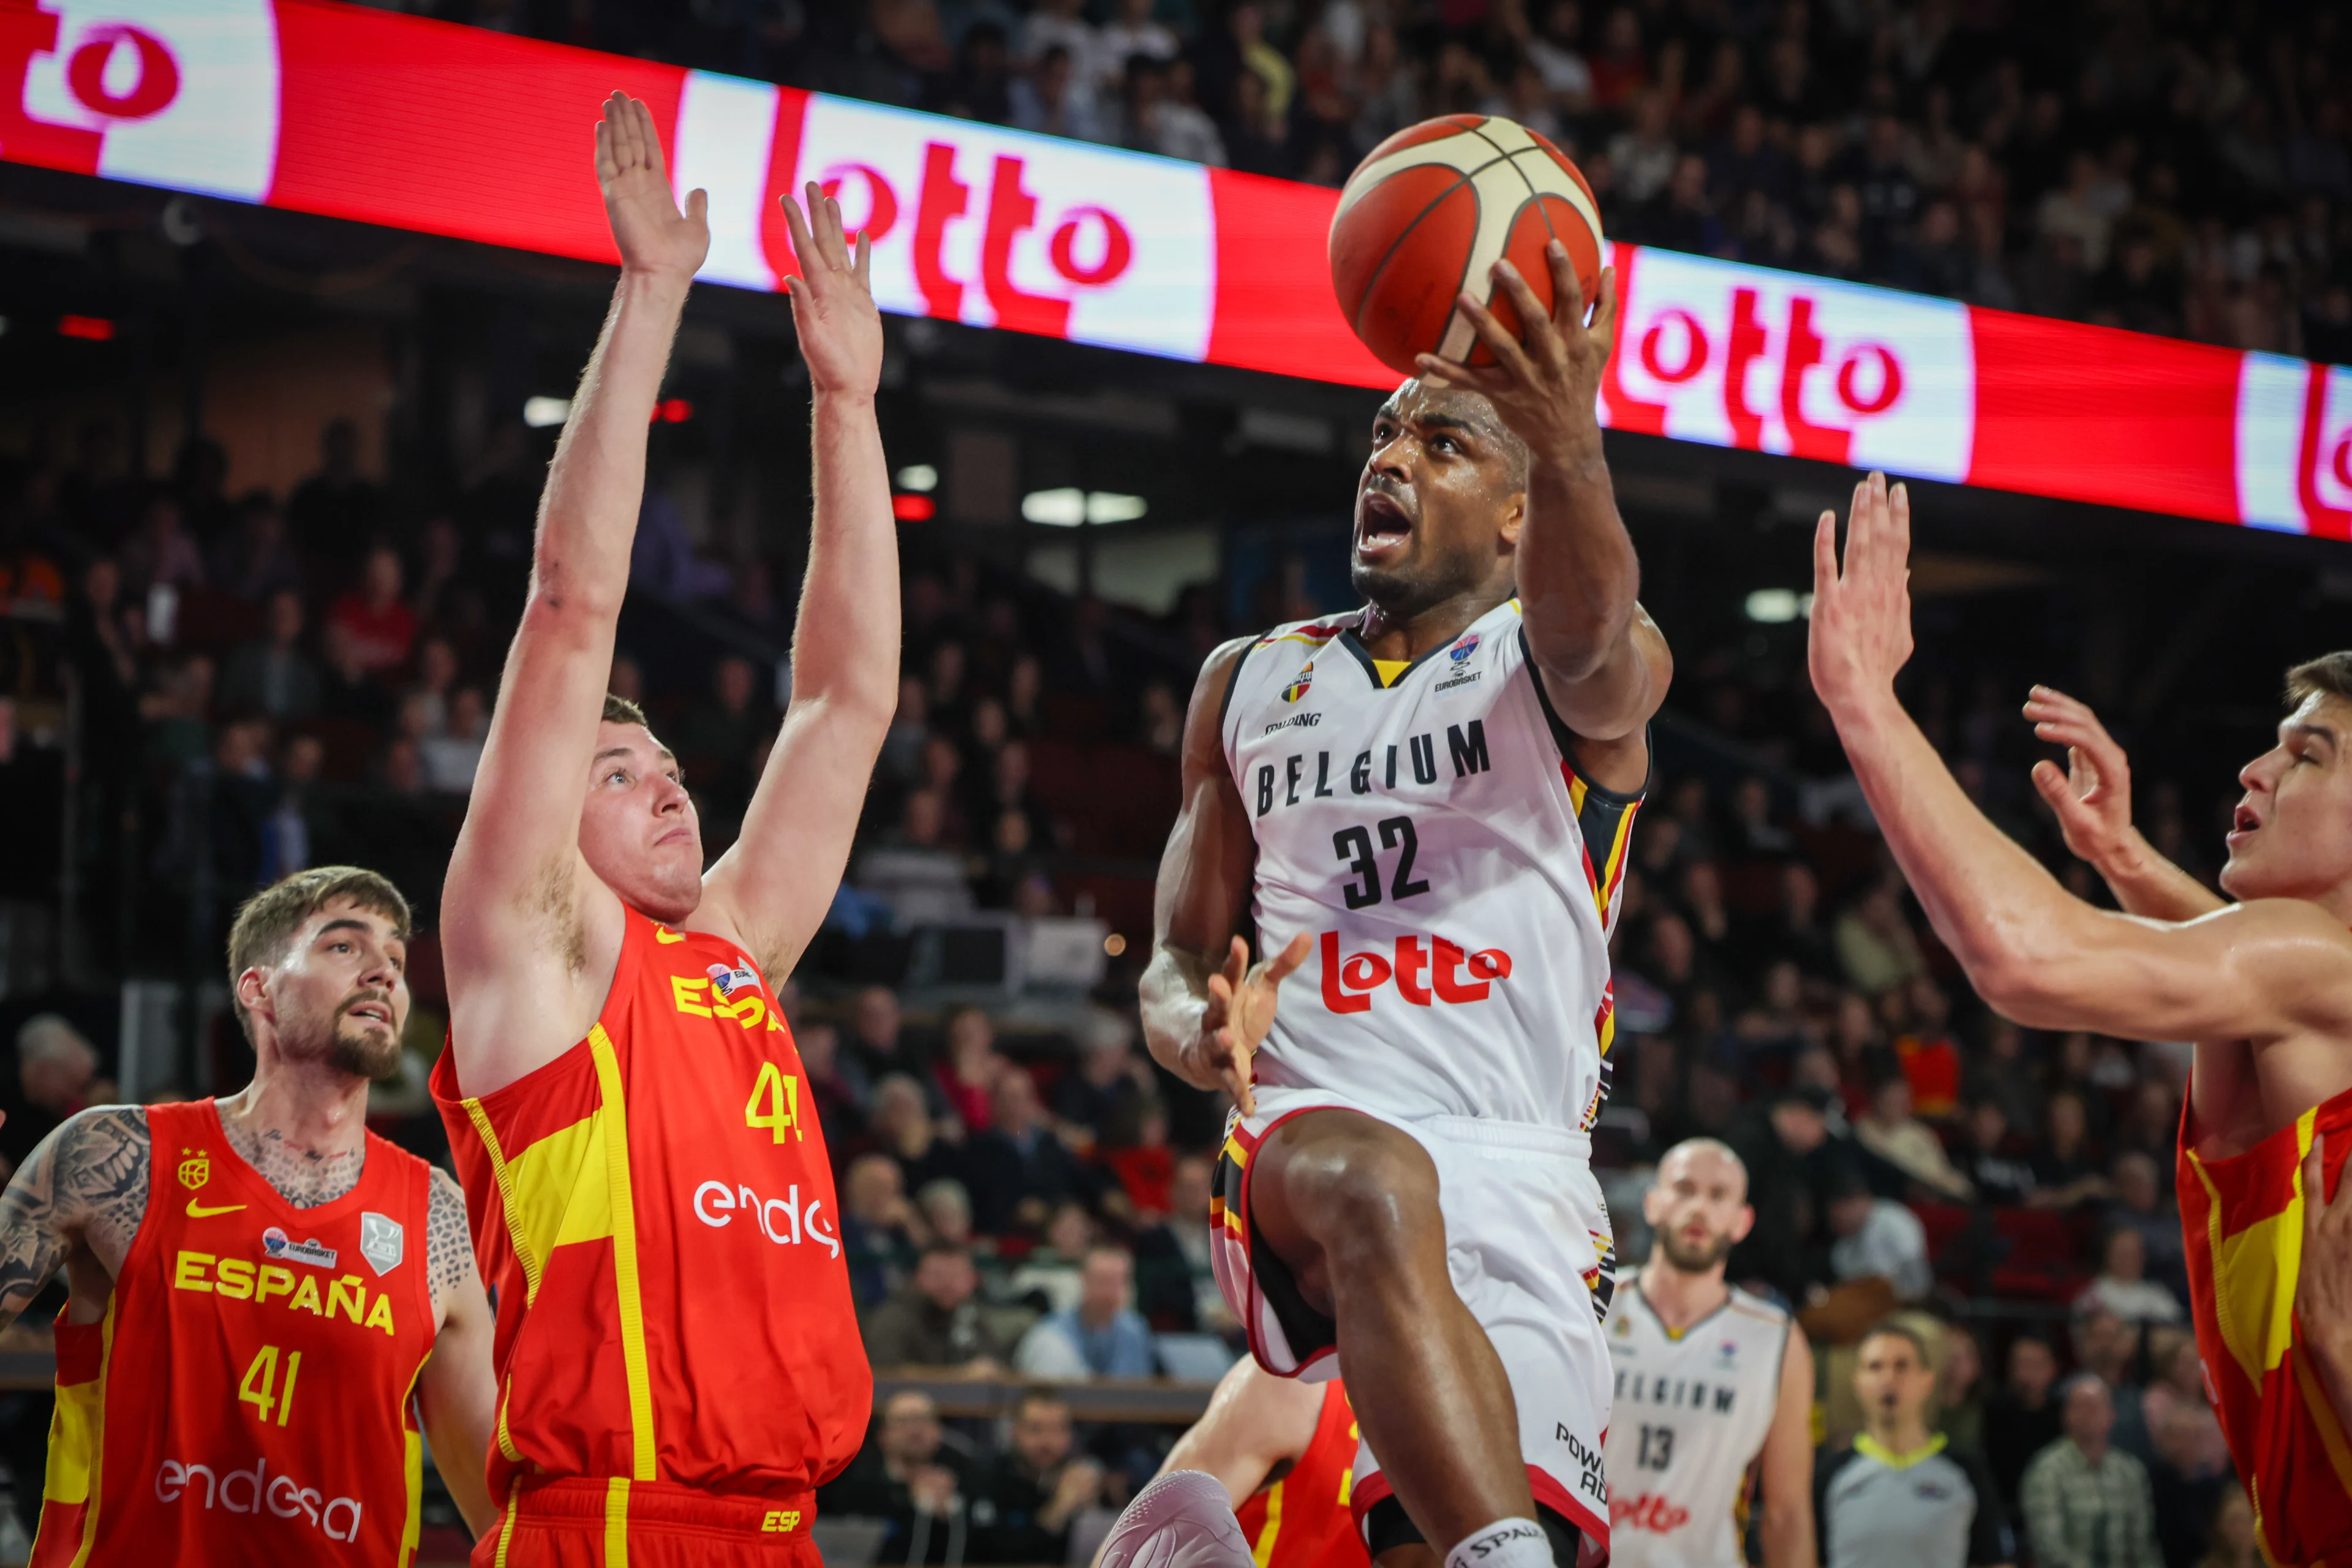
[417,1166,497,1537]
[0,1107,149,1327]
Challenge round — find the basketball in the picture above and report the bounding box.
[1328,115,1606,377]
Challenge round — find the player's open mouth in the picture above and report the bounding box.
[2228,802,2261,844]
[345,999,392,1027]
[1356,492,1414,555]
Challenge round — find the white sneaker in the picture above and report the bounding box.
[1096,1470,1253,1568]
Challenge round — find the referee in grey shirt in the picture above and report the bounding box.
[1816,1320,2015,1568]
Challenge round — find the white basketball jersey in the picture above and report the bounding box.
[1221,600,1641,1131]
[1601,1282,1792,1568]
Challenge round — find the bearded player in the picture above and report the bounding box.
[1142,241,1671,1568]
[1100,1363,1368,1568]
[432,94,895,1558]
[1808,471,2352,1564]
[1602,1140,1815,1568]
[0,867,496,1564]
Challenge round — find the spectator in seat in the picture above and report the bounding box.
[2076,1308,2152,1456]
[119,493,204,597]
[6,1014,101,1169]
[820,1389,970,1566]
[1853,1073,1973,1200]
[1834,880,1926,996]
[842,1153,925,1310]
[1009,44,1104,142]
[208,492,303,605]
[2074,1229,2185,1330]
[2138,1331,2227,1479]
[1756,859,1842,986]
[1961,1098,2039,1206]
[916,1178,977,1252]
[1727,1081,1855,1303]
[967,1389,1106,1565]
[219,589,324,723]
[1936,1322,1987,1457]
[1893,977,1962,1118]
[853,985,933,1087]
[933,1005,1005,1135]
[285,417,381,575]
[2104,1152,2188,1297]
[1983,1335,2064,1512]
[967,1066,1087,1235]
[1014,1245,1156,1380]
[1826,1171,1933,1302]
[325,545,417,679]
[2019,1374,2161,1568]
[420,687,487,793]
[799,1020,872,1147]
[1009,1200,1095,1315]
[2030,1090,2113,1210]
[863,1243,1012,1373]
[1054,1023,1150,1143]
[872,1074,968,1197]
[2195,1488,2257,1568]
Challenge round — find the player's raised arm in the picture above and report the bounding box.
[1808,472,2352,1047]
[441,93,707,1089]
[1153,1356,1326,1511]
[1414,245,1669,792]
[2021,684,2228,922]
[1140,639,1311,1119]
[0,1107,146,1330]
[700,188,897,981]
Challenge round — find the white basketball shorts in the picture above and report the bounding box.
[1210,1084,1618,1557]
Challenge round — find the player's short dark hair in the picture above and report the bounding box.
[1858,1317,1932,1365]
[2287,653,2352,709]
[603,692,647,726]
[227,867,410,1039]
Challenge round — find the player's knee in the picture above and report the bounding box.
[1292,1134,1439,1271]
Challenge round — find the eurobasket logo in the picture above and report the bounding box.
[0,0,279,203]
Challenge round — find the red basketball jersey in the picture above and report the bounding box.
[432,905,869,1514]
[1236,1381,1370,1568]
[32,1099,436,1566]
[2178,1081,2352,1566]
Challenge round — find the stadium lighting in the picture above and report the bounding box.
[895,464,937,492]
[1745,589,1801,623]
[1085,492,1147,524]
[891,494,935,521]
[1022,488,1085,526]
[522,396,570,428]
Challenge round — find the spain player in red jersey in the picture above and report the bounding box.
[1101,1362,1369,1568]
[0,866,497,1564]
[431,92,894,1561]
[1807,471,2352,1564]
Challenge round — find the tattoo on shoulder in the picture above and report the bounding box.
[0,1107,150,1321]
[426,1166,475,1308]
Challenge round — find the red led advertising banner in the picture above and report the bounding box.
[1,0,2346,535]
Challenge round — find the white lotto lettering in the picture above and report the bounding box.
[2236,355,2352,535]
[155,1457,360,1542]
[692,1180,840,1258]
[1319,931,1513,1014]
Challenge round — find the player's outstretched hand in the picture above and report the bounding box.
[779,181,883,399]
[594,92,709,282]
[1808,471,1914,720]
[1411,242,1616,463]
[1196,933,1313,1118]
[2301,1134,2352,1348]
[2025,685,2138,869]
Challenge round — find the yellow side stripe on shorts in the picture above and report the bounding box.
[1221,1133,1250,1170]
[605,1476,630,1566]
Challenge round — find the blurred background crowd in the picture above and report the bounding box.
[362,0,2352,359]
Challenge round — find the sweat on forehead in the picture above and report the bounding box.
[1379,381,1529,478]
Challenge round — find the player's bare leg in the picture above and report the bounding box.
[1250,1110,1533,1550]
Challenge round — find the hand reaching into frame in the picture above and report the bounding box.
[778,181,883,400]
[1190,933,1314,1119]
[594,92,708,282]
[1411,242,1618,465]
[1808,471,1915,721]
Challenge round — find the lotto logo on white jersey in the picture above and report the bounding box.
[1319,932,1513,1013]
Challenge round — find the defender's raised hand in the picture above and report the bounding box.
[779,181,882,400]
[1809,471,1915,718]
[1411,242,1618,463]
[594,92,708,281]
[2025,685,2138,869]
[1193,933,1313,1118]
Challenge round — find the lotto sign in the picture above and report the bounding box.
[0,0,2348,538]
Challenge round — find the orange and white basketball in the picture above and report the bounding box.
[1329,115,1606,377]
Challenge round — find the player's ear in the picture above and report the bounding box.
[235,966,271,1028]
[1496,490,1527,548]
[1732,1204,1755,1245]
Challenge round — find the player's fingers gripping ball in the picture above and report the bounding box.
[1329,115,1605,375]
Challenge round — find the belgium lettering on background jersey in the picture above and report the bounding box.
[1254,720,1490,816]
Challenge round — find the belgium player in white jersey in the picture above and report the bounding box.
[1603,1140,1816,1568]
[1142,243,1672,1568]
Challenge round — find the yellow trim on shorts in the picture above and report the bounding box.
[605,1476,631,1564]
[589,1025,659,1481]
[492,1479,519,1568]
